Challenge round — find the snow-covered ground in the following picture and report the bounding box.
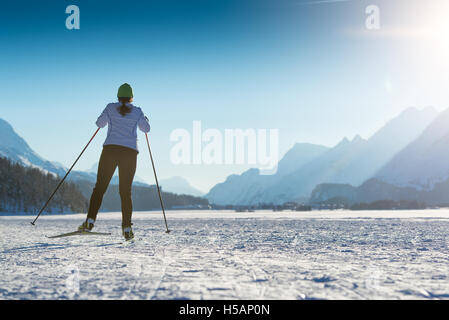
[1,209,449,300]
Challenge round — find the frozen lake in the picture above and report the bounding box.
[1,209,449,300]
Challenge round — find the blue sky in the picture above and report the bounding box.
[1,0,449,192]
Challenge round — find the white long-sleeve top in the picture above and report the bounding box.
[96,102,150,152]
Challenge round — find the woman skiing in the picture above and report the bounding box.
[78,83,151,240]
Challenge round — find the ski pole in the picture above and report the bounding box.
[30,128,101,225]
[145,132,171,233]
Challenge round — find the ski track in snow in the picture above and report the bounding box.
[1,210,449,300]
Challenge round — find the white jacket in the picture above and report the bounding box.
[96,102,150,152]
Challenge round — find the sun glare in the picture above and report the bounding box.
[421,2,449,56]
[398,1,449,73]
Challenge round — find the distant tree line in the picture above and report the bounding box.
[0,157,87,213]
[311,197,427,210]
[95,182,210,211]
[0,157,210,214]
[211,202,312,212]
[350,199,426,210]
[210,199,427,212]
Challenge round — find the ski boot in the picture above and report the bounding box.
[78,218,95,232]
[122,225,134,241]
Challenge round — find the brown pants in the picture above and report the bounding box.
[87,144,137,228]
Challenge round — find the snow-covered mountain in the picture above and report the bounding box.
[206,107,438,205]
[159,176,205,197]
[0,118,67,178]
[205,143,329,205]
[326,106,439,186]
[376,107,449,190]
[205,168,274,206]
[276,143,330,176]
[258,107,437,204]
[258,135,369,204]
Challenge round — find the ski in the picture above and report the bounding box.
[46,230,112,239]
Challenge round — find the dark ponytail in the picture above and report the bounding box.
[117,97,132,116]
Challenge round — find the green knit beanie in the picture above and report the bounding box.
[117,83,133,98]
